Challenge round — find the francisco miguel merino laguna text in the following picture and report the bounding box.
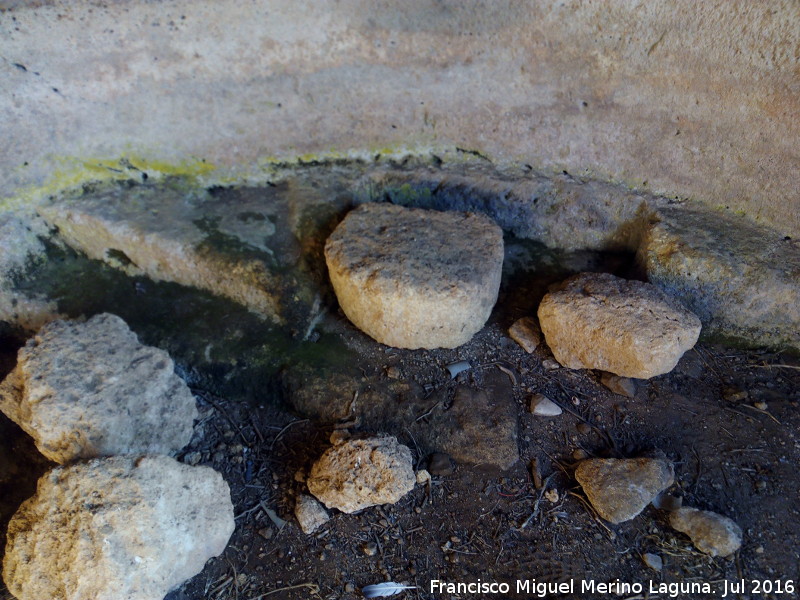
[430,578,716,597]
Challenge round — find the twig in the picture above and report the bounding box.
[495,363,517,386]
[517,473,555,530]
[269,419,309,451]
[740,403,783,425]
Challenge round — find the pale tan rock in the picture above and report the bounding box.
[669,507,742,557]
[529,393,562,417]
[324,203,503,349]
[2,456,234,600]
[600,372,637,398]
[575,457,675,523]
[307,435,415,513]
[508,317,541,353]
[538,272,701,378]
[294,494,330,534]
[0,313,198,463]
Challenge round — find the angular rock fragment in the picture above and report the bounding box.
[639,206,800,351]
[529,393,562,416]
[538,272,701,378]
[2,455,234,600]
[575,457,675,523]
[669,507,742,557]
[307,435,415,513]
[0,313,197,463]
[600,373,637,398]
[508,317,541,353]
[324,203,504,349]
[294,494,330,534]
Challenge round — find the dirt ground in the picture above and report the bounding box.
[1,177,799,600]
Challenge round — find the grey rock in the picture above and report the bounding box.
[294,494,330,534]
[324,203,504,349]
[0,313,198,463]
[307,435,415,513]
[642,552,663,571]
[2,455,234,600]
[669,507,742,557]
[600,373,637,398]
[529,393,562,416]
[538,272,701,378]
[639,206,800,351]
[575,457,675,523]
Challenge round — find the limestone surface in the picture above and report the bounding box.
[324,203,503,349]
[307,435,415,513]
[575,457,675,524]
[2,455,234,600]
[0,313,198,463]
[537,272,701,378]
[669,507,742,557]
[639,206,800,351]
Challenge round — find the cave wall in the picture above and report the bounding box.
[2,0,798,236]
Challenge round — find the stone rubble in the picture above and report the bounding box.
[294,494,330,534]
[307,435,416,513]
[669,507,743,557]
[324,203,504,349]
[538,272,701,378]
[0,313,198,463]
[575,457,675,524]
[2,455,234,600]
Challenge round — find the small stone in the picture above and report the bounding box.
[294,469,306,483]
[428,452,455,476]
[294,494,330,534]
[324,203,504,349]
[385,366,401,379]
[183,451,202,466]
[345,583,356,593]
[2,456,233,600]
[542,359,561,370]
[669,507,742,557]
[544,488,559,503]
[415,469,431,484]
[753,401,768,411]
[576,422,591,434]
[538,272,701,378]
[257,528,273,540]
[362,541,378,556]
[307,435,415,513]
[600,373,637,398]
[642,552,663,571]
[508,317,541,353]
[530,393,562,417]
[572,449,588,461]
[0,313,198,464]
[575,457,675,523]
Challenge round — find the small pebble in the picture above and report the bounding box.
[542,358,561,370]
[530,394,562,417]
[642,552,663,571]
[362,542,378,556]
[600,372,637,398]
[385,365,401,379]
[345,583,355,593]
[572,449,588,461]
[576,422,591,434]
[723,386,748,402]
[416,469,431,484]
[754,401,768,410]
[508,317,541,353]
[544,488,559,503]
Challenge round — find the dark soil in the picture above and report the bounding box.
[1,174,799,600]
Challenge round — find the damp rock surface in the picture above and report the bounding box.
[575,457,675,523]
[538,272,701,378]
[0,313,197,463]
[324,203,504,349]
[2,455,234,600]
[307,435,416,513]
[639,206,800,351]
[669,507,743,557]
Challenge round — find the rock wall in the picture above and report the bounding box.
[2,0,798,236]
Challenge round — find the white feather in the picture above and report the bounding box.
[361,582,417,598]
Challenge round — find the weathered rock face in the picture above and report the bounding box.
[538,272,701,378]
[0,313,198,463]
[307,435,416,513]
[36,182,315,324]
[324,203,504,349]
[669,507,742,557]
[639,206,800,351]
[0,212,61,331]
[2,455,234,600]
[575,457,675,524]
